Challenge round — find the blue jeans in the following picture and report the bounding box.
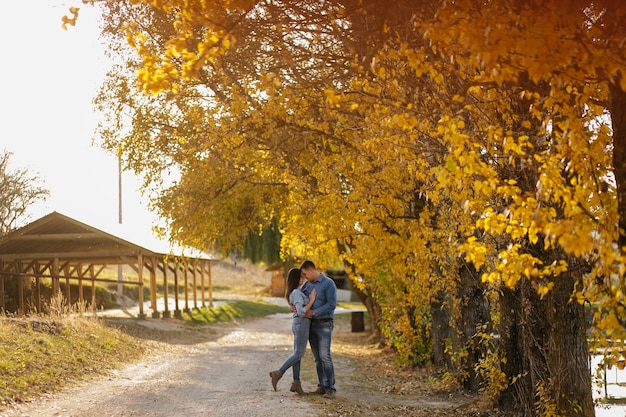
[309,319,335,391]
[279,316,310,380]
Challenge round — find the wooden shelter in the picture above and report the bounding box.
[0,212,219,318]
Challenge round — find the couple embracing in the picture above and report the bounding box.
[269,260,337,399]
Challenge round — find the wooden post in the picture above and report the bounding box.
[34,262,41,313]
[17,262,24,314]
[64,265,71,306]
[207,260,213,307]
[162,257,170,318]
[90,264,96,313]
[137,254,146,318]
[0,274,4,312]
[0,260,4,312]
[183,258,190,313]
[173,258,181,318]
[52,258,60,297]
[150,257,159,318]
[192,260,198,310]
[200,260,206,308]
[77,264,84,308]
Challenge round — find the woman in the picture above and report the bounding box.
[269,268,316,394]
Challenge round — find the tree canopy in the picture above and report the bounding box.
[85,1,626,415]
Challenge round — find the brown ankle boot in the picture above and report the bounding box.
[269,370,283,391]
[290,380,305,395]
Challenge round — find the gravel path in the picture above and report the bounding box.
[4,313,321,417]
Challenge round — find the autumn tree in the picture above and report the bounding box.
[423,1,626,415]
[93,0,485,375]
[0,150,49,236]
[85,0,626,415]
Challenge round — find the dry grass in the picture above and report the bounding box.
[305,312,502,417]
[0,307,145,407]
[210,261,273,296]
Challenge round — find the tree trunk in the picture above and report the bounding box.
[609,81,626,248]
[544,268,593,417]
[458,262,491,392]
[350,283,382,339]
[431,290,454,369]
[498,266,592,416]
[498,282,539,416]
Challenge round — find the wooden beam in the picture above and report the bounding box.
[12,233,99,240]
[0,249,145,261]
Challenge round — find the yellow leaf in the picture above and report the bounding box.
[537,282,554,299]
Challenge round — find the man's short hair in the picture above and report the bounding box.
[300,260,316,270]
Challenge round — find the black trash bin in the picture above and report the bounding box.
[351,311,365,332]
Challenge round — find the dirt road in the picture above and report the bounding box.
[3,304,488,417]
[4,313,319,417]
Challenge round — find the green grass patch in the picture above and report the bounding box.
[337,301,366,310]
[0,315,143,405]
[183,299,289,324]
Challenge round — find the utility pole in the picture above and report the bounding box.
[117,156,123,298]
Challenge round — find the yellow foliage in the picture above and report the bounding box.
[61,7,79,30]
[90,3,626,399]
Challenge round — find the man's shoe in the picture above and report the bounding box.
[323,389,335,399]
[269,370,283,391]
[311,386,325,395]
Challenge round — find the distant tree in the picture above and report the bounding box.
[0,150,49,236]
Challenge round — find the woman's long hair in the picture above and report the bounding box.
[285,268,301,303]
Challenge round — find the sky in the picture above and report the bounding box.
[1,1,161,245]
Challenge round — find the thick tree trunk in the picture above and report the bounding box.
[498,267,592,416]
[458,262,491,392]
[350,283,381,339]
[544,268,593,417]
[431,290,454,369]
[609,81,626,248]
[498,281,541,416]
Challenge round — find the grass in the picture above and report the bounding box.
[182,298,363,325]
[0,313,142,404]
[183,299,290,324]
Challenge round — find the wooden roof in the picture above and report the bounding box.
[0,211,216,265]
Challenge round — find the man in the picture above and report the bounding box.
[299,260,337,399]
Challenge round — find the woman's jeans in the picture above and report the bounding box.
[309,319,335,391]
[279,316,310,380]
